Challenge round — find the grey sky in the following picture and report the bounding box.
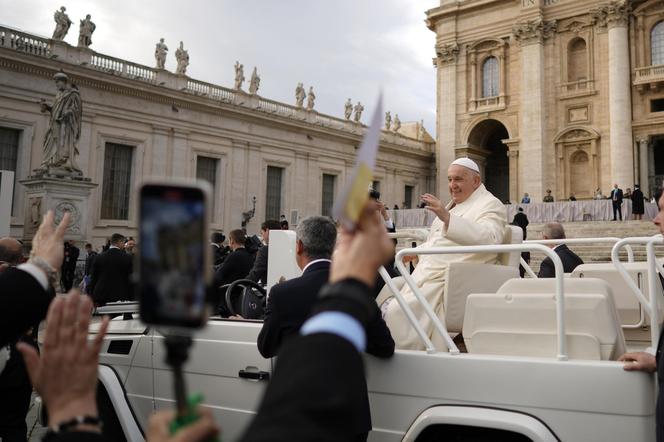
[2,1,438,133]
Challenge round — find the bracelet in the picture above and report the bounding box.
[28,256,58,288]
[47,415,102,434]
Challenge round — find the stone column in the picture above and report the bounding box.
[607,1,634,186]
[503,139,520,202]
[435,41,460,204]
[638,137,649,191]
[512,18,557,201]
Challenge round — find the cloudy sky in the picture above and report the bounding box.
[1,0,439,134]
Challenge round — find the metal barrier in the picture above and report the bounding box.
[383,244,567,360]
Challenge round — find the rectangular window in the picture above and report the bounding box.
[101,142,133,220]
[321,174,336,217]
[266,166,283,220]
[0,128,19,215]
[404,185,414,209]
[196,156,218,214]
[651,98,664,113]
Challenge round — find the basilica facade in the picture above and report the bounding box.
[426,0,664,203]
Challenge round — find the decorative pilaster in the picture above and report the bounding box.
[436,42,460,65]
[436,41,459,203]
[504,139,520,203]
[512,19,558,46]
[638,137,649,191]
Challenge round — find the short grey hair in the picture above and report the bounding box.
[295,216,337,260]
[543,222,566,240]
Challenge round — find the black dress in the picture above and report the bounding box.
[632,189,645,215]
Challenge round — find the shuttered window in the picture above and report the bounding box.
[266,166,283,220]
[321,174,336,217]
[101,143,133,220]
[196,156,218,215]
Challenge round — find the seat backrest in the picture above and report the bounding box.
[463,277,626,360]
[499,226,523,268]
[570,262,662,327]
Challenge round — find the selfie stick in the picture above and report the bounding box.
[164,335,198,432]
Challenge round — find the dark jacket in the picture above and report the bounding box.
[537,244,584,278]
[84,251,97,276]
[246,245,268,285]
[213,248,255,289]
[632,189,645,215]
[611,188,624,204]
[511,212,529,240]
[89,248,134,306]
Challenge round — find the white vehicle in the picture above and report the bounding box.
[90,229,663,442]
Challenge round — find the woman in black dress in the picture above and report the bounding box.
[631,184,645,220]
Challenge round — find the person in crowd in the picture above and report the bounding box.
[377,157,506,350]
[88,233,133,306]
[61,240,79,291]
[0,237,36,442]
[368,189,399,295]
[537,222,583,277]
[619,187,664,441]
[595,188,605,200]
[543,189,554,202]
[280,219,289,230]
[0,237,23,268]
[246,220,281,285]
[124,238,137,256]
[210,232,228,267]
[511,207,530,277]
[213,229,255,291]
[521,193,530,204]
[17,202,394,442]
[625,187,632,199]
[82,243,97,294]
[569,194,577,201]
[611,183,624,221]
[632,184,645,220]
[393,204,399,210]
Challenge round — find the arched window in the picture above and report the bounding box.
[652,21,664,66]
[567,38,587,82]
[482,56,499,98]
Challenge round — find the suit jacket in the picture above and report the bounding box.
[89,248,133,306]
[537,244,584,278]
[511,212,529,240]
[246,245,268,285]
[0,267,54,348]
[84,251,97,276]
[611,188,624,204]
[212,248,255,289]
[378,184,506,350]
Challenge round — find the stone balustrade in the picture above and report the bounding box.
[559,79,595,97]
[0,24,433,153]
[633,64,664,91]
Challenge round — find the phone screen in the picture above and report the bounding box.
[139,183,210,328]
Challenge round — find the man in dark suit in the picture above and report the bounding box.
[210,232,228,267]
[89,233,133,306]
[537,222,584,278]
[60,240,79,291]
[511,207,530,277]
[213,229,255,289]
[246,220,280,285]
[611,183,624,221]
[257,215,394,441]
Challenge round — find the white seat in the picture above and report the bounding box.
[462,278,626,360]
[570,262,663,328]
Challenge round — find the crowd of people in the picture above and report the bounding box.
[3,156,664,441]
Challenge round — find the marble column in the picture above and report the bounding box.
[503,139,520,203]
[638,137,649,191]
[607,1,634,187]
[512,19,556,201]
[435,42,459,204]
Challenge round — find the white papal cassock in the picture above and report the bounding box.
[377,184,507,350]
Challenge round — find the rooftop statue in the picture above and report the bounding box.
[37,72,83,177]
[249,67,260,95]
[344,98,353,120]
[77,14,95,48]
[155,38,168,70]
[52,6,72,41]
[175,41,189,75]
[385,111,392,130]
[306,86,316,110]
[234,61,245,90]
[393,114,401,133]
[295,83,306,107]
[353,101,364,123]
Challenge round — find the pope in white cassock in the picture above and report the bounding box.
[377,157,507,350]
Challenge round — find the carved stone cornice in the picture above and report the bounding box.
[512,19,558,45]
[590,1,630,29]
[435,41,460,64]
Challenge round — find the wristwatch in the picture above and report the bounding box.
[29,256,58,288]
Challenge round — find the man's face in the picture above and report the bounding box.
[125,240,135,249]
[654,193,664,235]
[614,184,618,189]
[55,79,66,91]
[447,165,480,204]
[260,228,269,244]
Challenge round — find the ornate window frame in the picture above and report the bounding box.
[467,38,508,113]
[554,126,600,199]
[557,20,596,99]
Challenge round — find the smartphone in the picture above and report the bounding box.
[138,181,212,328]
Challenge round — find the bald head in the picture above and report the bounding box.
[542,222,566,240]
[0,237,23,266]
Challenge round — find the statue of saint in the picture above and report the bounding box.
[248,67,260,95]
[295,83,306,108]
[234,61,245,90]
[385,111,392,130]
[155,38,168,70]
[344,98,353,120]
[77,14,96,48]
[353,102,364,123]
[175,41,189,75]
[52,6,72,41]
[419,120,426,140]
[306,86,316,111]
[38,72,83,176]
[393,114,401,133]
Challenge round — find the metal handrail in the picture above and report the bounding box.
[392,243,568,360]
[611,235,664,345]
